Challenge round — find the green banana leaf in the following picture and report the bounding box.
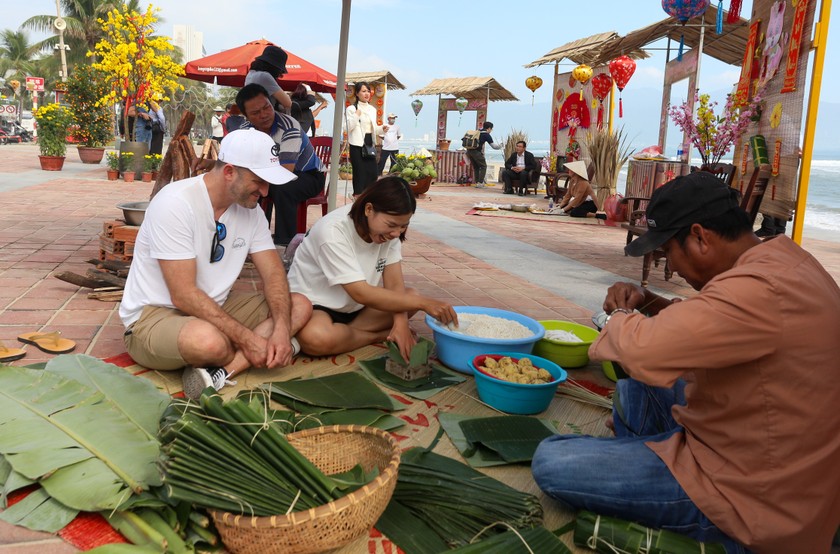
[294,408,405,431]
[1,463,35,506]
[574,511,727,554]
[46,354,170,441]
[459,415,555,463]
[446,526,573,553]
[0,487,78,532]
[0,363,166,511]
[86,545,164,554]
[375,495,451,554]
[262,372,401,411]
[359,355,466,399]
[439,412,556,467]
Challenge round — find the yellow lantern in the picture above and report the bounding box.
[572,64,593,100]
[525,75,543,105]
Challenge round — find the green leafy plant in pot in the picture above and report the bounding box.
[33,103,74,158]
[66,64,113,163]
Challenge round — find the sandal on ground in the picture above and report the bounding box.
[0,340,26,363]
[17,331,76,354]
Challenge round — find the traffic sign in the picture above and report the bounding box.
[25,77,45,92]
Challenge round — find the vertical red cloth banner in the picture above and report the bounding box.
[726,0,743,23]
[781,0,809,93]
[737,20,761,101]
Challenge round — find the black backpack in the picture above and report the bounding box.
[461,130,480,150]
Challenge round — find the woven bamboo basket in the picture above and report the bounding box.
[210,425,400,554]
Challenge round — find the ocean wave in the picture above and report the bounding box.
[804,206,840,232]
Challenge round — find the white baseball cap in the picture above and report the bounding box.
[218,129,297,185]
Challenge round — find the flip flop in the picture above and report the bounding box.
[17,331,76,355]
[0,340,26,363]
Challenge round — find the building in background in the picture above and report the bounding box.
[172,24,205,63]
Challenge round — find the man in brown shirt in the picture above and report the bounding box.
[532,172,840,553]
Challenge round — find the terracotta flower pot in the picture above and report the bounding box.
[410,176,433,196]
[106,169,120,181]
[38,155,66,171]
[141,171,153,182]
[123,172,135,183]
[77,146,106,164]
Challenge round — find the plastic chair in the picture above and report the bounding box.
[296,136,331,234]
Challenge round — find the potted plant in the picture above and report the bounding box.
[105,152,120,180]
[33,103,74,171]
[65,64,113,164]
[90,4,183,177]
[389,152,437,196]
[142,154,162,182]
[120,151,135,182]
[338,162,353,180]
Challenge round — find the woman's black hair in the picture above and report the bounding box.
[482,121,493,130]
[353,82,371,110]
[291,83,308,100]
[349,176,416,242]
[249,59,281,79]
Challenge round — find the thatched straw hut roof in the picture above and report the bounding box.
[345,71,406,90]
[410,77,518,102]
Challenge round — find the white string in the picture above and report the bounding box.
[467,521,534,554]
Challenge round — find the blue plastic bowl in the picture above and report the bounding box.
[426,307,545,374]
[472,352,567,415]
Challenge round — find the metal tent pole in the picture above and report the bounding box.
[327,0,351,211]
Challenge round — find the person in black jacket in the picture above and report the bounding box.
[290,84,327,137]
[500,140,537,195]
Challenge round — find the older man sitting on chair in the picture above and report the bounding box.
[501,140,538,196]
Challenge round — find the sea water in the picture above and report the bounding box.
[401,139,840,242]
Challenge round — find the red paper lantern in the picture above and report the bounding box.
[609,56,636,118]
[591,73,613,128]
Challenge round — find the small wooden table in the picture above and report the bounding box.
[541,171,570,201]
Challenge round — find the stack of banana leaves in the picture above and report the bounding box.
[259,372,406,430]
[0,355,218,552]
[375,447,556,553]
[573,511,727,554]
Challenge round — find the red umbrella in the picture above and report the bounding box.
[183,39,337,92]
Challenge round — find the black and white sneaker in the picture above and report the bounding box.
[182,366,228,400]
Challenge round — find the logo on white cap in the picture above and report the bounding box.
[218,129,297,185]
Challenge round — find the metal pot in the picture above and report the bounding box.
[116,201,150,226]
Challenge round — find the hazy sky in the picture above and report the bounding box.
[5,0,838,148]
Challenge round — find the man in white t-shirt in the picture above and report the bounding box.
[119,129,313,400]
[210,106,225,142]
[377,113,402,175]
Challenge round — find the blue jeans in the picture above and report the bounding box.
[532,379,748,553]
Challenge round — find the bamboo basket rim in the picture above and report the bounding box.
[209,424,400,530]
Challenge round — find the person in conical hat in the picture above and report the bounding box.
[556,160,607,219]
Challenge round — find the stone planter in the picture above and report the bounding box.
[77,146,106,164]
[119,140,149,180]
[38,155,66,171]
[106,169,120,181]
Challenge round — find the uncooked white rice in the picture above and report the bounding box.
[451,313,534,339]
[544,329,584,343]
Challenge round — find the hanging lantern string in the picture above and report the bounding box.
[716,0,724,34]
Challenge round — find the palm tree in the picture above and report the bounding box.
[22,0,147,68]
[0,29,43,107]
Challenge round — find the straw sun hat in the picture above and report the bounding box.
[564,160,589,180]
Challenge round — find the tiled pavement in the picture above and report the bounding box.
[1,142,838,551]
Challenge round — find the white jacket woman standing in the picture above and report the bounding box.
[344,82,381,196]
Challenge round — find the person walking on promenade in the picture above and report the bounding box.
[344,82,380,196]
[532,171,840,553]
[119,129,312,400]
[377,113,402,175]
[465,121,502,187]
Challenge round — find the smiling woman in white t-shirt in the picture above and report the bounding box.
[287,177,458,360]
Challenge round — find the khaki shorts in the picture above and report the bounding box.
[123,291,270,370]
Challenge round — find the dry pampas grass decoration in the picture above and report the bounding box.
[583,127,634,206]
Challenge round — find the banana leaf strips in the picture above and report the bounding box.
[262,372,402,411]
[447,526,572,553]
[375,448,543,553]
[574,511,727,554]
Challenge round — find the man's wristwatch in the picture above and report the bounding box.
[604,308,633,326]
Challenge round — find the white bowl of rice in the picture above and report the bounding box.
[425,307,545,374]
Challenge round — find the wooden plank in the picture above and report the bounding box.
[54,271,110,289]
[88,290,124,302]
[86,258,131,272]
[86,269,127,288]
